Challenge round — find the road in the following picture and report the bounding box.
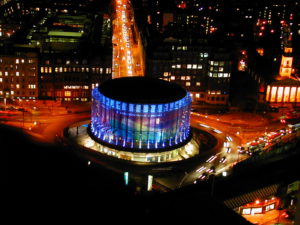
[1,103,290,190]
[112,0,144,78]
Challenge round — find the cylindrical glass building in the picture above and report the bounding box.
[90,77,192,151]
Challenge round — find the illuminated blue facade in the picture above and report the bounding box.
[90,87,191,150]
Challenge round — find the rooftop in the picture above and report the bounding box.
[98,77,188,104]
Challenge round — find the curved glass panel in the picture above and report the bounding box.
[91,88,191,150]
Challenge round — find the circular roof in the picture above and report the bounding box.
[98,77,187,104]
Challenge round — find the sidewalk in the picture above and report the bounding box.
[243,209,294,225]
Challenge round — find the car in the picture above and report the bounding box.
[225,147,231,153]
[219,156,227,163]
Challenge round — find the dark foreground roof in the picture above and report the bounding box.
[98,76,187,104]
[4,124,251,225]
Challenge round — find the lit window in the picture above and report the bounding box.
[0,71,2,76]
[21,59,25,63]
[197,65,202,69]
[187,64,192,69]
[196,93,200,98]
[16,84,20,88]
[65,91,71,97]
[242,208,251,215]
[0,78,2,82]
[106,68,111,74]
[176,64,181,68]
[193,64,197,69]
[16,72,19,76]
[219,67,224,72]
[16,59,19,64]
[186,82,191,86]
[171,76,175,80]
[28,84,36,89]
[163,72,169,77]
[196,82,200,86]
[186,76,191,80]
[11,91,14,95]
[5,71,8,76]
[181,76,185,80]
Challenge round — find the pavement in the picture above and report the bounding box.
[242,209,294,225]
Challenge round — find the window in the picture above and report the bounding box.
[171,76,175,80]
[242,208,251,215]
[65,91,71,97]
[16,59,19,64]
[0,78,2,82]
[186,82,191,86]
[16,72,19,76]
[196,82,200,86]
[28,84,36,89]
[5,71,8,76]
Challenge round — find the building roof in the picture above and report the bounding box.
[270,78,300,87]
[98,77,187,104]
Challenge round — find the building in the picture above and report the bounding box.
[39,53,112,102]
[146,41,232,105]
[265,79,300,106]
[279,47,293,79]
[0,52,38,101]
[89,77,199,162]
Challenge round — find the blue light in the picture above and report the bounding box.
[90,87,191,150]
